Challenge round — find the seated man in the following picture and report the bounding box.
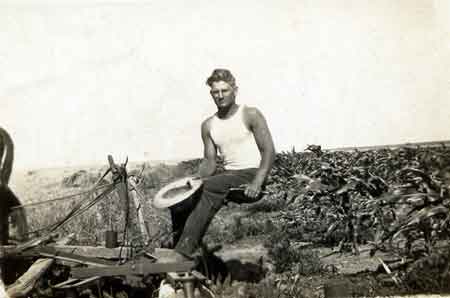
[169,69,276,260]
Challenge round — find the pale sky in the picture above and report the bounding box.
[1,0,449,170]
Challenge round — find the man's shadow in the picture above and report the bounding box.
[196,244,267,285]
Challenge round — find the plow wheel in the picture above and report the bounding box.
[0,186,29,270]
[0,189,30,286]
[2,186,29,244]
[0,126,29,245]
[1,126,30,284]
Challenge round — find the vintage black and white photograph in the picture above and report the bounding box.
[1,0,450,297]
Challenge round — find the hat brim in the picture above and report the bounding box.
[153,176,203,209]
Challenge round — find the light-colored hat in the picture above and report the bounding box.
[153,176,203,209]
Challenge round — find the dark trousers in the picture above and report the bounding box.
[171,168,258,257]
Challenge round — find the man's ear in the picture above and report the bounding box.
[233,85,239,94]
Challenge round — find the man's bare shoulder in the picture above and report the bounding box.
[243,105,265,124]
[201,115,216,132]
[244,105,266,115]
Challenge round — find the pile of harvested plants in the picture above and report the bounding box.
[263,144,450,289]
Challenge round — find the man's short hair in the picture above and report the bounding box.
[206,69,236,87]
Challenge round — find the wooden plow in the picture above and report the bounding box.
[0,155,215,298]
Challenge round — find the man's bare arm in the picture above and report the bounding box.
[198,119,217,178]
[245,107,276,196]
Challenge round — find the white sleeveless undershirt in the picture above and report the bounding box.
[210,105,261,170]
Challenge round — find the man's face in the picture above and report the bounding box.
[210,81,236,109]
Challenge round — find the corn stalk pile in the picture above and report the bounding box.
[265,145,450,263]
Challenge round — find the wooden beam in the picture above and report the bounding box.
[5,236,74,298]
[2,245,133,260]
[6,259,53,298]
[71,261,195,279]
[51,245,132,259]
[37,247,116,267]
[128,177,150,244]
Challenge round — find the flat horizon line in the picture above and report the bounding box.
[12,156,202,173]
[12,139,450,172]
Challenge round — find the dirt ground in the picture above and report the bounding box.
[215,236,450,298]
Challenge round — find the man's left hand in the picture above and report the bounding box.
[243,181,262,199]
